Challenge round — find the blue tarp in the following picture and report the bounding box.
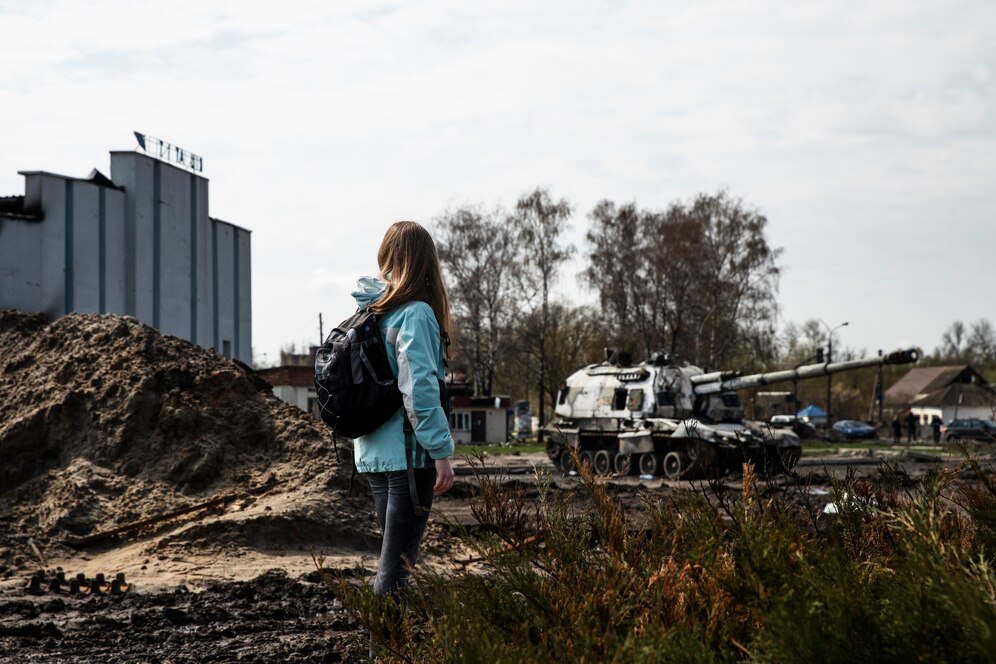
[797,405,827,418]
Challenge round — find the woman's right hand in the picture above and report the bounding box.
[433,457,454,495]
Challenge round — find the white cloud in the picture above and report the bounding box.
[1,0,994,363]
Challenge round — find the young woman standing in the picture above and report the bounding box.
[351,221,455,598]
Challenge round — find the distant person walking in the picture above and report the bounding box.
[892,414,902,444]
[905,411,917,443]
[931,415,942,444]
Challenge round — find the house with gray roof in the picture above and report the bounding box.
[884,365,995,424]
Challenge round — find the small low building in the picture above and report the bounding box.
[449,395,514,444]
[257,365,317,415]
[447,377,513,444]
[884,365,995,424]
[257,349,318,416]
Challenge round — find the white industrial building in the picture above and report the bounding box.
[0,146,252,365]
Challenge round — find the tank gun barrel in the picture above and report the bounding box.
[689,370,741,385]
[692,348,920,395]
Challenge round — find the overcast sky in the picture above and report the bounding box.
[2,1,994,366]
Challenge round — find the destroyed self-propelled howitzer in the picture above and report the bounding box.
[544,347,920,479]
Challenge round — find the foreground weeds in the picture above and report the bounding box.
[322,454,996,662]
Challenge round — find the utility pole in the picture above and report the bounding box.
[820,319,849,430]
[876,349,884,424]
[318,313,324,345]
[826,334,832,425]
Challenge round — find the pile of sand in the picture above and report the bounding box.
[0,310,375,574]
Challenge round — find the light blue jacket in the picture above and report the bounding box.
[351,276,454,472]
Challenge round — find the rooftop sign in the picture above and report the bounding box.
[133,132,204,173]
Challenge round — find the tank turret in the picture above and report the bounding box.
[546,347,920,479]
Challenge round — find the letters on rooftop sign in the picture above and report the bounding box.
[133,132,204,173]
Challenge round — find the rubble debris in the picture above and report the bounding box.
[24,570,129,596]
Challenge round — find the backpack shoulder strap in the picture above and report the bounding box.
[403,416,429,516]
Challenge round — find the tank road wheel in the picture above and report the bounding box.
[662,451,684,480]
[638,453,659,477]
[559,448,577,473]
[579,450,595,472]
[592,450,612,476]
[613,453,633,476]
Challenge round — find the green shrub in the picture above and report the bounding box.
[322,453,996,663]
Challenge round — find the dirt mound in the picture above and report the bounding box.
[0,310,373,569]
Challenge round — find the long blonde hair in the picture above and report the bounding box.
[373,221,451,355]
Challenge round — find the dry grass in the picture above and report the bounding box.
[322,450,996,662]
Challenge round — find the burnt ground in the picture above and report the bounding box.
[0,570,364,663]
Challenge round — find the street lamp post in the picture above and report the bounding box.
[820,319,849,430]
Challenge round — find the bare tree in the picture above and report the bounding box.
[512,188,574,432]
[799,319,826,357]
[967,319,996,363]
[583,191,781,369]
[435,206,518,396]
[584,201,645,353]
[780,321,803,360]
[938,321,968,362]
[935,319,996,365]
[684,191,782,367]
[501,302,607,421]
[643,205,705,360]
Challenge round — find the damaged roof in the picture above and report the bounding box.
[885,365,990,406]
[0,195,41,221]
[2,168,124,224]
[911,382,996,408]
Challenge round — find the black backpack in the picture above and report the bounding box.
[315,305,452,515]
[314,308,402,439]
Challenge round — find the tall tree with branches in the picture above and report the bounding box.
[582,191,781,369]
[503,302,607,413]
[585,201,647,354]
[512,188,574,432]
[685,191,781,367]
[435,206,518,396]
[935,319,996,365]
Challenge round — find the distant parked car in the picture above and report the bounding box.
[940,418,996,443]
[831,419,878,441]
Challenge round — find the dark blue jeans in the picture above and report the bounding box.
[367,466,436,598]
